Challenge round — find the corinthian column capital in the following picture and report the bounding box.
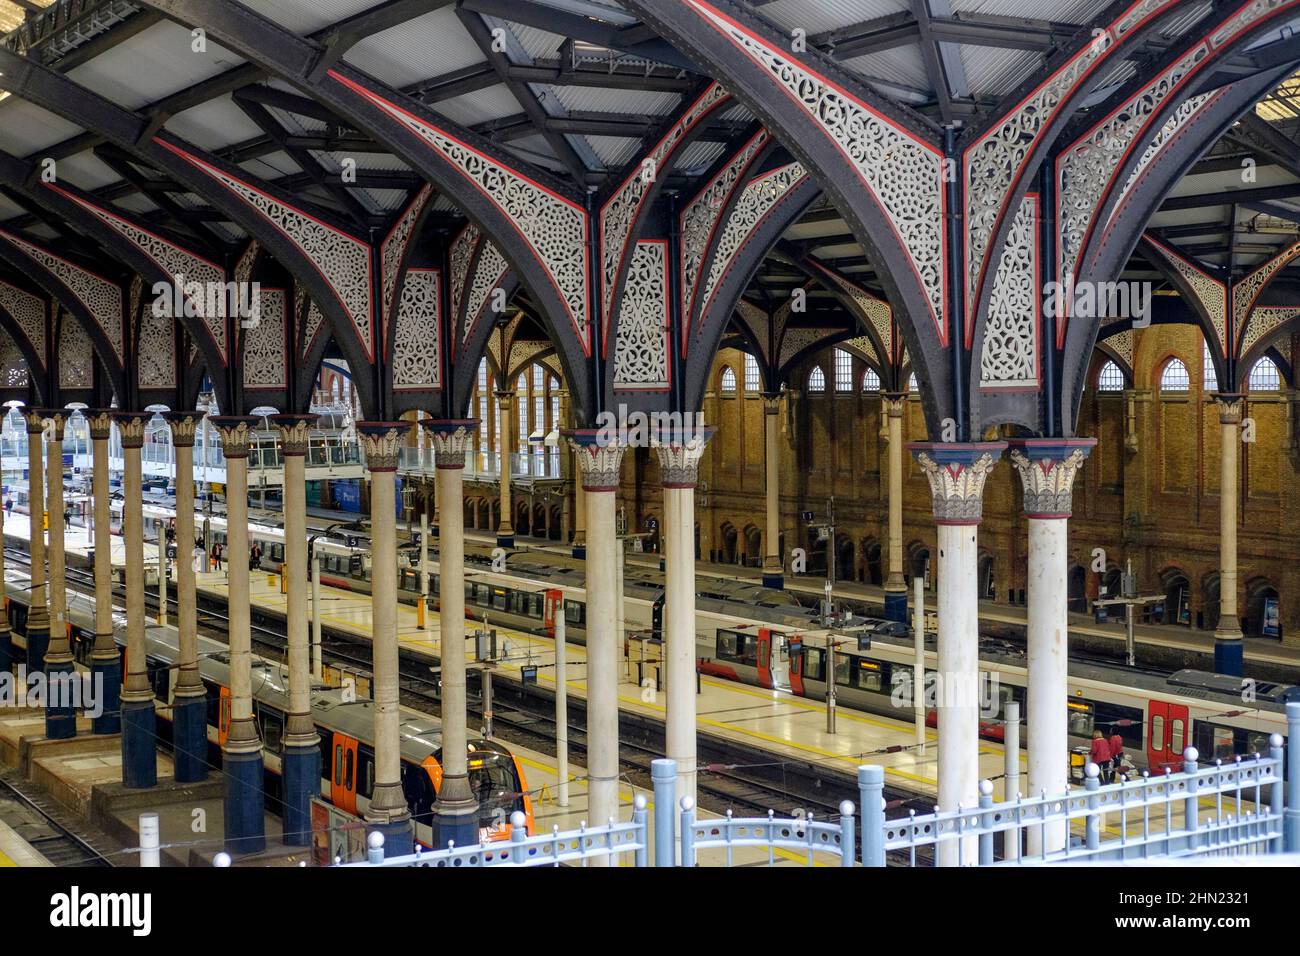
[565,430,626,492]
[210,416,261,458]
[653,428,715,489]
[421,419,479,468]
[908,442,1007,525]
[83,408,116,441]
[357,421,412,472]
[1214,393,1245,425]
[1007,439,1097,519]
[158,410,201,447]
[270,413,321,456]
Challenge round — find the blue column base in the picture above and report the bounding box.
[44,660,78,740]
[121,698,158,789]
[431,807,479,850]
[281,743,321,846]
[172,695,209,783]
[367,817,414,858]
[90,658,122,735]
[496,534,514,548]
[762,573,784,590]
[1214,639,1244,677]
[223,749,267,855]
[884,590,908,623]
[26,625,48,676]
[572,545,586,559]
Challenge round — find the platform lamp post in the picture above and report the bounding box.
[1091,559,1163,668]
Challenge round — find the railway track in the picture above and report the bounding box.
[6,546,928,861]
[0,771,116,867]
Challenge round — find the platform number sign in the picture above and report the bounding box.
[521,665,538,687]
[801,511,814,523]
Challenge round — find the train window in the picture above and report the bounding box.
[565,601,583,626]
[1066,700,1094,738]
[803,647,825,682]
[1247,732,1271,756]
[345,748,355,791]
[856,659,883,692]
[1210,727,1235,761]
[401,764,436,826]
[491,588,509,612]
[1092,701,1144,748]
[334,744,343,786]
[1171,719,1185,754]
[262,711,283,753]
[148,659,169,701]
[203,680,221,727]
[834,652,851,687]
[1150,715,1165,752]
[358,749,374,798]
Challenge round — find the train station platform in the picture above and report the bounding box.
[485,530,1300,675]
[191,563,1011,802]
[0,816,51,867]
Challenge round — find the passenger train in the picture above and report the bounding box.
[0,580,535,846]
[412,553,1295,777]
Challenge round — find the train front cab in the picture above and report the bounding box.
[324,732,534,844]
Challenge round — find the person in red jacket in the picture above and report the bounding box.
[1090,729,1113,783]
[1108,728,1126,780]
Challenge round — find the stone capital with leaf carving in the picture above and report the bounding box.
[421,419,478,469]
[653,429,715,489]
[270,413,320,456]
[1213,393,1245,426]
[1007,439,1097,519]
[210,416,261,459]
[158,410,200,447]
[111,412,150,449]
[358,421,412,472]
[34,409,66,441]
[83,409,116,442]
[908,442,1006,525]
[565,429,626,492]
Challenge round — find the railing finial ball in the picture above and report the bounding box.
[979,779,993,796]
[679,796,695,811]
[1085,762,1099,779]
[839,800,855,816]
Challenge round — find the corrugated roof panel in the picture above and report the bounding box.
[583,135,644,167]
[239,151,302,181]
[309,150,413,174]
[27,223,60,241]
[501,134,567,174]
[953,0,1106,19]
[66,19,245,111]
[244,0,378,35]
[0,98,83,155]
[111,193,161,215]
[269,105,328,136]
[511,23,571,60]
[0,193,25,221]
[674,139,726,173]
[552,85,681,116]
[839,45,931,95]
[361,188,411,212]
[435,85,526,127]
[344,7,483,88]
[759,0,908,35]
[959,45,1042,101]
[55,151,122,192]
[165,95,268,152]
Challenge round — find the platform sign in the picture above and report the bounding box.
[801,511,814,522]
[1263,596,1280,638]
[520,664,538,686]
[311,798,366,866]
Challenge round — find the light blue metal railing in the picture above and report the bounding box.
[306,704,1300,868]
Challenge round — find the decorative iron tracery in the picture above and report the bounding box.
[58,310,92,390]
[463,240,510,344]
[0,230,122,366]
[980,195,1039,390]
[697,162,808,335]
[57,186,228,362]
[156,140,374,359]
[1145,235,1228,355]
[328,73,590,351]
[1241,306,1300,358]
[0,278,46,362]
[679,128,770,329]
[683,0,947,339]
[243,288,286,390]
[613,241,670,391]
[0,331,29,388]
[381,184,434,334]
[450,223,479,340]
[1233,239,1300,338]
[602,81,730,327]
[964,0,1180,336]
[392,268,441,390]
[137,304,177,390]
